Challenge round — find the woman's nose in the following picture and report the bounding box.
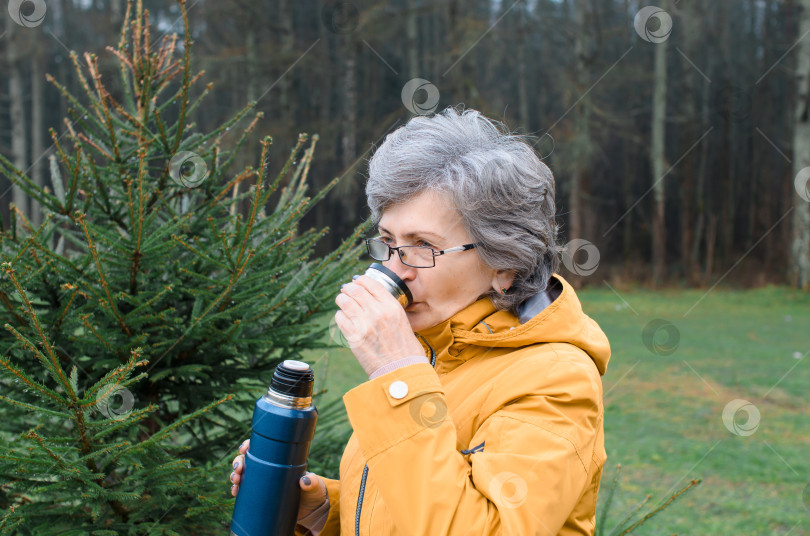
[386,251,417,281]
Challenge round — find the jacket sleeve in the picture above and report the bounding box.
[341,356,603,536]
[294,476,341,536]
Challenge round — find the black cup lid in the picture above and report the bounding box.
[270,360,314,398]
[369,263,413,305]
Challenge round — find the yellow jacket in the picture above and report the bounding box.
[301,273,610,535]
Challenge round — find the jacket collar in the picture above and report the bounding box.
[414,275,561,376]
[413,273,610,377]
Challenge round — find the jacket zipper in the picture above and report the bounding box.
[355,336,437,536]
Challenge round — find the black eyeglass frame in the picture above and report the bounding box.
[365,237,478,268]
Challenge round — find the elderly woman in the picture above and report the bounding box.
[230,106,610,535]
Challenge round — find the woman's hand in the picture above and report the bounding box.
[230,439,328,520]
[334,275,425,376]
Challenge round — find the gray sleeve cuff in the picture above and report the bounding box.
[369,355,430,380]
[296,495,330,535]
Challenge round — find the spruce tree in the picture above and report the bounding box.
[0,0,365,532]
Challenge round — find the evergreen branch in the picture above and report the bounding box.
[8,212,53,266]
[205,105,259,186]
[0,345,67,404]
[152,105,172,153]
[90,404,158,441]
[86,53,123,162]
[1,267,74,397]
[596,464,622,536]
[150,257,250,364]
[118,394,233,453]
[211,217,237,270]
[0,395,74,420]
[74,212,132,336]
[235,168,265,266]
[184,80,213,117]
[69,51,107,132]
[613,479,702,536]
[269,133,309,202]
[210,167,255,206]
[113,0,135,112]
[65,143,84,215]
[80,349,148,409]
[77,133,113,160]
[129,147,149,296]
[171,0,193,154]
[23,430,83,475]
[0,154,62,213]
[608,494,652,536]
[79,314,118,355]
[55,284,80,331]
[44,72,104,139]
[0,290,27,325]
[86,157,116,220]
[170,234,230,271]
[121,285,173,321]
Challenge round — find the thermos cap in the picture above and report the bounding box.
[270,360,314,399]
[366,262,413,307]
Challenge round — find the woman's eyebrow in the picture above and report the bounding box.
[377,225,444,241]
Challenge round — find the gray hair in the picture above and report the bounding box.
[365,105,560,316]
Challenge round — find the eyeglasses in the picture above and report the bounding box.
[365,237,478,268]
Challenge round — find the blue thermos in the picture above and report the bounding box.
[230,359,318,536]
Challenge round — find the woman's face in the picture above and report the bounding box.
[376,190,513,333]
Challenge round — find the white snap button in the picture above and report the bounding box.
[388,380,409,399]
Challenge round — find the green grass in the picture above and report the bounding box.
[301,285,810,535]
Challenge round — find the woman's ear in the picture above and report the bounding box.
[491,269,517,293]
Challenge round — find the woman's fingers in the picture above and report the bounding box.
[230,439,250,497]
[297,472,328,515]
[233,454,245,474]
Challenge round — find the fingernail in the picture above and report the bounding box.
[231,484,237,494]
[230,472,236,482]
[302,475,311,486]
[233,461,239,469]
[352,275,360,280]
[341,284,347,290]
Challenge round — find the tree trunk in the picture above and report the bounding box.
[31,53,45,227]
[5,15,29,222]
[789,0,810,289]
[678,0,702,283]
[406,0,419,80]
[650,27,668,286]
[516,3,529,131]
[278,0,293,122]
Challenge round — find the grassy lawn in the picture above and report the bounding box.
[302,284,809,535]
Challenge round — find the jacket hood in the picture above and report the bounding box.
[414,273,611,376]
